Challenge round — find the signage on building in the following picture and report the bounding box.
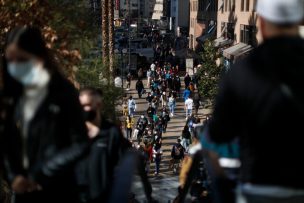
[115,0,120,10]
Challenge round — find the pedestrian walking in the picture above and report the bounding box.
[160,92,168,107]
[135,79,144,98]
[126,72,132,90]
[79,87,130,202]
[128,96,136,117]
[168,94,176,117]
[181,126,191,152]
[193,93,201,116]
[138,67,143,79]
[170,139,185,174]
[1,26,88,203]
[185,95,194,119]
[125,115,134,139]
[184,73,192,88]
[147,68,152,88]
[209,0,304,202]
[153,144,163,176]
[183,87,191,102]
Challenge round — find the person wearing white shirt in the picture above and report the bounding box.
[185,96,194,119]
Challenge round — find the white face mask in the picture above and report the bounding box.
[8,60,50,87]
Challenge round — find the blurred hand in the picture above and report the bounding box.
[12,175,28,194]
[86,121,100,139]
[12,176,43,194]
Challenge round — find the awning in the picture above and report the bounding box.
[214,37,233,47]
[196,25,216,43]
[223,43,253,60]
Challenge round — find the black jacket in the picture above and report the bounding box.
[136,81,144,91]
[76,119,130,203]
[1,73,88,201]
[209,36,304,189]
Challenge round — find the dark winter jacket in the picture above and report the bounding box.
[76,119,130,203]
[209,36,304,189]
[136,81,144,91]
[1,73,88,202]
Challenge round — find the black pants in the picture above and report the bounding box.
[126,128,132,139]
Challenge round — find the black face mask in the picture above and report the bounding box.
[83,110,97,122]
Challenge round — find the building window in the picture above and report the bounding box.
[221,22,235,40]
[246,0,250,11]
[240,24,257,46]
[253,0,257,11]
[241,0,244,11]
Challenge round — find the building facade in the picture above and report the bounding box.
[216,0,262,69]
[120,0,140,18]
[152,0,170,20]
[171,0,190,35]
[217,0,262,46]
[189,0,218,50]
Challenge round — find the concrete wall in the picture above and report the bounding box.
[217,0,262,44]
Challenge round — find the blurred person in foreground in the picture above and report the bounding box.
[0,26,88,203]
[209,0,304,202]
[78,87,130,202]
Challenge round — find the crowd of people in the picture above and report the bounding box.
[2,1,303,203]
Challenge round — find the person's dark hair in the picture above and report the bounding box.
[5,26,58,73]
[1,26,59,97]
[177,138,181,143]
[80,87,103,98]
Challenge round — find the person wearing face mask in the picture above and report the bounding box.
[78,87,130,202]
[0,26,88,203]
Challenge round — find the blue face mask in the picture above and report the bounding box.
[7,61,50,87]
[8,61,36,85]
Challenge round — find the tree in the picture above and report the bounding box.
[108,0,115,82]
[197,40,223,103]
[101,0,109,77]
[0,0,97,83]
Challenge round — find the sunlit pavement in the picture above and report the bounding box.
[122,78,211,202]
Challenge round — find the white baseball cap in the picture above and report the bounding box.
[257,0,304,24]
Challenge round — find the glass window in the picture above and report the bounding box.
[225,0,228,11]
[240,24,257,46]
[246,0,250,11]
[241,0,244,11]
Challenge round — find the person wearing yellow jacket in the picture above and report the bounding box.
[125,115,134,139]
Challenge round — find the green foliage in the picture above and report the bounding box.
[197,40,223,102]
[76,58,123,120]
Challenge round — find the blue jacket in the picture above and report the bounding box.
[183,89,191,101]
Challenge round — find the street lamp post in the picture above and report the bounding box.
[128,0,131,73]
[121,48,128,89]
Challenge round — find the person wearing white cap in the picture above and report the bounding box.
[207,0,304,203]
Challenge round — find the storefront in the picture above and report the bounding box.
[222,43,253,71]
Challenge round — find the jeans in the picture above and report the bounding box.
[186,108,192,117]
[169,104,175,115]
[128,108,135,117]
[155,158,161,174]
[181,138,190,152]
[126,128,132,139]
[243,195,304,203]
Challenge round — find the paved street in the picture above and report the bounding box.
[123,78,211,202]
